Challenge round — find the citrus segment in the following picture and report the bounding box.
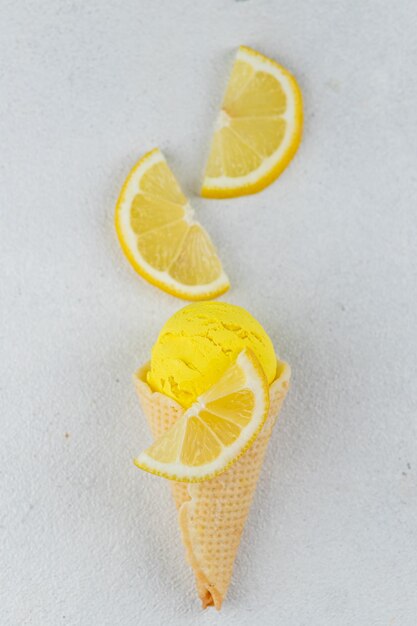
[115,148,229,300]
[202,46,303,198]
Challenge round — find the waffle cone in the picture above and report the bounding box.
[134,360,290,609]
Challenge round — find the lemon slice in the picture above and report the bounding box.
[115,148,229,300]
[201,46,303,198]
[135,349,270,482]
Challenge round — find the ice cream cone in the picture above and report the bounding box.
[134,360,290,609]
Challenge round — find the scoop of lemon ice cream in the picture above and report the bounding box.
[147,302,277,408]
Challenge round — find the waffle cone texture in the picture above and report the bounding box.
[134,360,290,609]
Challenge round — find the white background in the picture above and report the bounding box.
[1,1,417,624]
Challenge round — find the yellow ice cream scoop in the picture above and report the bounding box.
[147,302,277,407]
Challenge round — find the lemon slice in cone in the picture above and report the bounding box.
[135,349,270,482]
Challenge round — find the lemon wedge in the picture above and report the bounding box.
[202,46,303,198]
[135,349,270,482]
[115,148,229,300]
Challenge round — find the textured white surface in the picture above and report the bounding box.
[1,1,417,624]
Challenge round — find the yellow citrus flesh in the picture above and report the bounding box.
[134,349,270,482]
[115,148,229,300]
[201,46,303,198]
